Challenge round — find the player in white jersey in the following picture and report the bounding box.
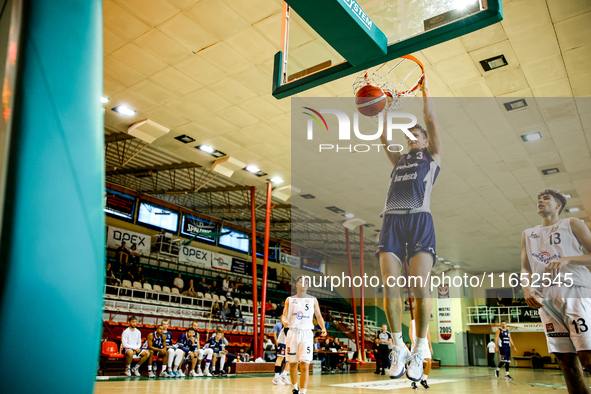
[282,276,327,394]
[522,189,591,394]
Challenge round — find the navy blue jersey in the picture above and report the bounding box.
[145,331,164,349]
[176,333,192,353]
[203,335,224,353]
[498,329,511,349]
[381,148,439,215]
[163,331,173,347]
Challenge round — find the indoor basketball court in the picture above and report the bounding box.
[0,0,590,393]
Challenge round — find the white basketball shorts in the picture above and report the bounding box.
[540,285,591,354]
[285,329,314,363]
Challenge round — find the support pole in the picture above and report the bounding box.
[359,226,366,361]
[345,228,361,360]
[258,182,272,358]
[250,186,259,359]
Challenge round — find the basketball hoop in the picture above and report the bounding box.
[353,55,425,113]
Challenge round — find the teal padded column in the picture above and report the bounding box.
[0,0,104,392]
[286,0,387,66]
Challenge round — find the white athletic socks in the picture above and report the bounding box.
[274,372,280,378]
[393,332,405,348]
[148,365,152,371]
[416,337,428,350]
[423,374,428,381]
[301,390,307,394]
[162,365,167,371]
[506,371,509,375]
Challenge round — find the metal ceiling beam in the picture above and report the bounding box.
[106,162,201,176]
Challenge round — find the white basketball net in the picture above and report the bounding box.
[353,56,424,113]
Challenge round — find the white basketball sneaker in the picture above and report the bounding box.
[389,346,410,379]
[406,347,425,382]
[281,373,291,385]
[189,370,197,377]
[273,376,286,385]
[204,368,212,377]
[196,367,204,377]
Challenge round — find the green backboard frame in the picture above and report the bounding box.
[272,0,503,99]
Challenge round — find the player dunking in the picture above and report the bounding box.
[282,276,327,394]
[522,189,591,394]
[494,321,516,380]
[376,77,441,382]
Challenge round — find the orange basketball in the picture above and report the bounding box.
[355,84,386,117]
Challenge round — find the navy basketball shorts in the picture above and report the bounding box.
[499,348,511,363]
[375,212,436,265]
[277,343,286,357]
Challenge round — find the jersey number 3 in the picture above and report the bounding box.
[549,232,561,245]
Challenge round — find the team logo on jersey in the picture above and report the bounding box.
[415,242,422,250]
[551,225,559,233]
[529,233,540,238]
[532,251,561,264]
[546,323,555,333]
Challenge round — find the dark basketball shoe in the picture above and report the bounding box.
[505,374,513,381]
[420,380,430,389]
[411,382,418,390]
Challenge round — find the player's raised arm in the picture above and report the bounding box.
[281,298,290,327]
[379,116,402,167]
[521,231,544,309]
[421,77,442,163]
[313,298,327,337]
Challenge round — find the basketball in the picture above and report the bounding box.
[355,84,386,117]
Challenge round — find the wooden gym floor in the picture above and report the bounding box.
[94,367,589,393]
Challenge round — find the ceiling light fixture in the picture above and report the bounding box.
[542,168,559,175]
[197,144,226,158]
[437,257,445,261]
[112,105,135,116]
[503,99,527,111]
[453,264,461,269]
[269,177,284,184]
[174,134,195,144]
[521,132,542,142]
[480,55,508,71]
[101,96,109,104]
[567,208,580,213]
[243,165,267,177]
[563,194,572,199]
[343,213,355,219]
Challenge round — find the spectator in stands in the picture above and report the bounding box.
[129,244,140,265]
[121,316,149,376]
[197,277,210,293]
[264,299,274,313]
[211,301,222,320]
[115,241,129,264]
[173,273,184,292]
[105,262,120,286]
[135,266,146,285]
[220,301,231,322]
[145,324,169,378]
[182,279,198,298]
[275,301,285,318]
[230,299,246,331]
[235,277,243,293]
[211,280,220,295]
[222,275,231,291]
[225,281,234,299]
[188,321,213,376]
